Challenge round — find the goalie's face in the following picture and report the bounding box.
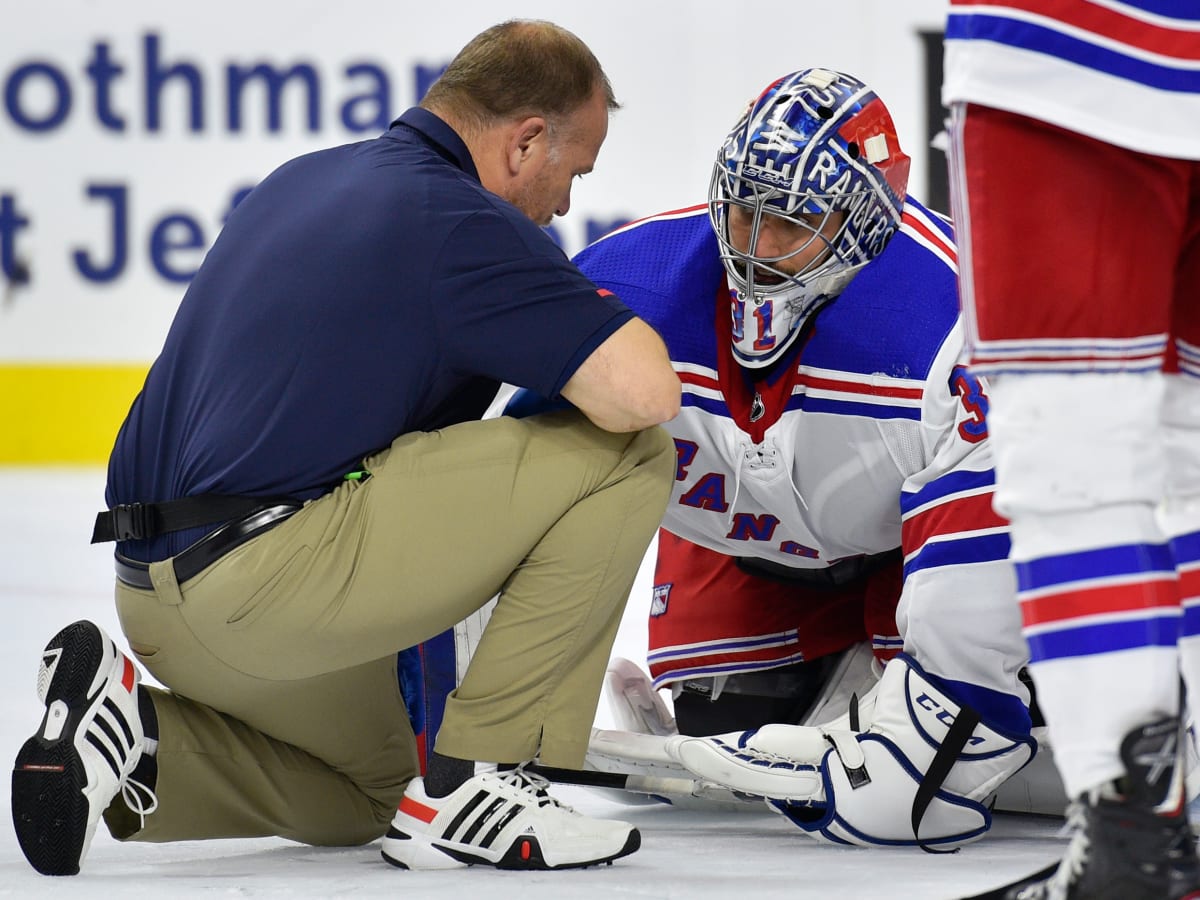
[725,205,844,283]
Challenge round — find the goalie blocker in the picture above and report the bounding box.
[668,653,1037,849]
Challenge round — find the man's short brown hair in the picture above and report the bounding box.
[420,20,618,132]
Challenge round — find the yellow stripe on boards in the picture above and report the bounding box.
[0,364,148,464]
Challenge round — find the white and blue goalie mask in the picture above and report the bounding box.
[710,68,911,368]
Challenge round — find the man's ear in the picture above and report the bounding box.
[506,116,549,176]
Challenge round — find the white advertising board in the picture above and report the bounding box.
[1,0,950,362]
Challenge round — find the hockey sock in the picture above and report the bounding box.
[425,751,474,798]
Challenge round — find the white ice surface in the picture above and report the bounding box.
[0,468,1064,898]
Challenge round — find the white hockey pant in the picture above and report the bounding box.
[985,372,1195,797]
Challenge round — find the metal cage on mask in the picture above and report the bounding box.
[710,68,911,369]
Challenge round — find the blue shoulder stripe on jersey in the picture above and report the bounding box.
[1016,542,1175,593]
[681,393,731,417]
[901,469,996,515]
[1026,613,1181,664]
[946,15,1200,93]
[1171,529,1200,566]
[1184,604,1200,638]
[904,532,1012,578]
[798,396,922,421]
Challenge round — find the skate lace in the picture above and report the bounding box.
[120,774,159,830]
[1013,801,1089,900]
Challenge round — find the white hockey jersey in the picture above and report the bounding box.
[572,200,1031,726]
[942,1,1200,160]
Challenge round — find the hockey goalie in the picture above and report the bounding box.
[494,67,1080,849]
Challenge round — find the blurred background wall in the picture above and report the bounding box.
[0,0,950,464]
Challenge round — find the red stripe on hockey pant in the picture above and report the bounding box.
[1020,578,1179,629]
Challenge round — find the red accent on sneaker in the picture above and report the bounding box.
[121,656,135,693]
[399,794,439,824]
[520,839,531,861]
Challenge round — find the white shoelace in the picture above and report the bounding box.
[120,774,160,830]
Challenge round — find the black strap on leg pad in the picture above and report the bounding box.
[911,703,982,854]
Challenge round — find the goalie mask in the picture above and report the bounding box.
[711,68,911,368]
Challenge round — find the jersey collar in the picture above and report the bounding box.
[389,107,480,183]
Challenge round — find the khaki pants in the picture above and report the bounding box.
[107,411,674,846]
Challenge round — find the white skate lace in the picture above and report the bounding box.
[1013,800,1089,900]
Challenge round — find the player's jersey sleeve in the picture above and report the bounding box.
[893,316,1030,730]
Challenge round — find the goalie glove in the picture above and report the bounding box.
[666,653,1036,849]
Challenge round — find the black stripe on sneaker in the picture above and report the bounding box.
[85,731,124,778]
[460,797,507,844]
[92,711,128,759]
[443,790,491,841]
[479,802,523,849]
[104,696,136,747]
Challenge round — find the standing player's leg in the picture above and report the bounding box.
[949,102,1194,898]
[1164,166,1200,738]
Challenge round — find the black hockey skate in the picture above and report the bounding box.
[961,716,1200,900]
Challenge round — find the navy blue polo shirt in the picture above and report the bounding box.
[107,107,634,562]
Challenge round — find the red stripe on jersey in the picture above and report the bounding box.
[616,203,708,233]
[1020,577,1179,629]
[953,0,1200,59]
[399,794,439,824]
[1180,566,1200,603]
[596,288,614,298]
[798,373,924,400]
[901,211,957,263]
[902,491,1006,553]
[678,369,720,390]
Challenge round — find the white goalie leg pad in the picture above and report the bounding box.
[453,597,495,684]
[585,727,688,778]
[988,726,1068,817]
[800,642,882,728]
[669,654,1036,847]
[603,657,677,736]
[578,728,761,810]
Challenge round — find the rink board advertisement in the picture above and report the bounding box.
[0,0,950,462]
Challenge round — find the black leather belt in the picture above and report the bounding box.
[115,502,302,590]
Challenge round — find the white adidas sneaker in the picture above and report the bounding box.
[381,767,640,870]
[12,620,156,876]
